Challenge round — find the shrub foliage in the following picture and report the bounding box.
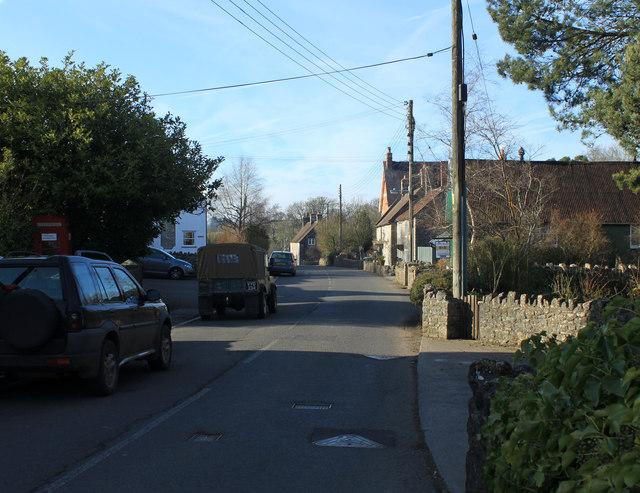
[482,297,640,492]
[410,269,453,307]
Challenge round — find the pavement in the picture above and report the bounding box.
[417,337,516,493]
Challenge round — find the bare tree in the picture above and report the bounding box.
[466,159,553,246]
[214,158,271,241]
[418,52,527,160]
[587,143,635,162]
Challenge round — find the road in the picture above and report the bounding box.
[0,266,437,493]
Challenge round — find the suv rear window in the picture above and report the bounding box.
[0,266,63,301]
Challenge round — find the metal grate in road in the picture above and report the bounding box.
[292,402,333,410]
[313,434,385,449]
[188,432,223,442]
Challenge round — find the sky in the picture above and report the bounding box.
[0,0,598,211]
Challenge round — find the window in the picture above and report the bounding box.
[183,230,195,247]
[308,237,316,246]
[630,225,640,249]
[71,263,102,304]
[532,225,557,247]
[0,266,64,301]
[112,268,141,304]
[94,267,122,302]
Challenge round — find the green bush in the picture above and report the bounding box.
[468,237,531,294]
[410,269,453,307]
[482,297,640,492]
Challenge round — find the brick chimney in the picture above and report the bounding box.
[385,147,392,169]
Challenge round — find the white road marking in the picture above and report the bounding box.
[37,387,213,493]
[243,339,280,364]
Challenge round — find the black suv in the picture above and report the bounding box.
[0,255,172,395]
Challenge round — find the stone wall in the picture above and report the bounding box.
[476,292,602,346]
[395,263,408,286]
[465,359,531,493]
[333,257,363,269]
[394,262,431,289]
[422,289,602,346]
[422,291,471,339]
[363,261,393,277]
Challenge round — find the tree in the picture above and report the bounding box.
[545,211,611,265]
[487,0,640,157]
[213,158,274,244]
[0,52,222,260]
[315,216,341,259]
[286,196,337,224]
[587,143,634,162]
[419,53,532,160]
[342,199,378,257]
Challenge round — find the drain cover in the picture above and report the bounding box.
[292,402,332,410]
[188,432,222,442]
[313,434,385,449]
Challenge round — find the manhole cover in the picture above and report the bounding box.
[188,432,222,443]
[292,402,332,410]
[313,434,385,449]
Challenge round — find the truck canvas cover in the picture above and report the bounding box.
[197,243,266,279]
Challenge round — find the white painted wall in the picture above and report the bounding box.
[151,209,207,253]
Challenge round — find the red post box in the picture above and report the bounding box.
[33,215,72,255]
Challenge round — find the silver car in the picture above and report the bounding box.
[140,247,194,280]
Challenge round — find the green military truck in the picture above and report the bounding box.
[197,243,277,320]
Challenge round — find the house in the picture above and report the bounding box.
[376,148,449,265]
[376,154,640,265]
[289,213,322,265]
[151,207,207,254]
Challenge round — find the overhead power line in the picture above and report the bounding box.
[243,0,401,108]
[214,0,405,117]
[208,0,404,119]
[150,49,449,98]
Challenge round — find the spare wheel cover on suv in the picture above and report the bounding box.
[0,288,60,350]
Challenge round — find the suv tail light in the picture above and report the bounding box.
[67,311,83,332]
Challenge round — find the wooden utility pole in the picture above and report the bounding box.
[451,0,467,298]
[339,184,343,253]
[407,100,415,263]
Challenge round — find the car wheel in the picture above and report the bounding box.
[267,289,278,314]
[168,267,183,280]
[0,289,59,350]
[148,324,172,371]
[92,339,119,396]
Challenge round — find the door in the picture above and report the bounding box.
[112,267,158,353]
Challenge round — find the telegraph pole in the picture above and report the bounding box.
[407,100,415,263]
[339,184,343,253]
[451,0,467,298]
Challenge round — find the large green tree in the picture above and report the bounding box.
[487,0,640,157]
[0,52,222,260]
